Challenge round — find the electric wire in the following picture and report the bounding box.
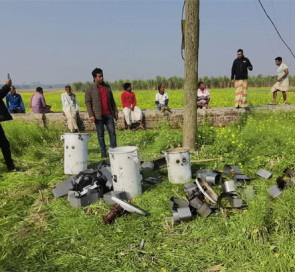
[258,0,295,59]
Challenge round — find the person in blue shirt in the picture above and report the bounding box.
[6,86,25,113]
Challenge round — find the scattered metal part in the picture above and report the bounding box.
[184,183,198,196]
[268,185,282,198]
[143,177,163,184]
[234,174,250,183]
[196,169,222,186]
[111,196,146,215]
[52,176,75,198]
[256,169,272,179]
[283,168,295,178]
[141,162,154,170]
[195,178,218,204]
[103,191,128,205]
[67,187,102,207]
[102,204,124,224]
[189,196,212,217]
[223,181,236,193]
[152,156,167,170]
[169,197,189,210]
[229,196,243,208]
[223,165,242,178]
[173,207,192,222]
[139,239,145,250]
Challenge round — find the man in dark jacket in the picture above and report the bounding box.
[0,79,16,172]
[231,49,253,108]
[85,68,118,158]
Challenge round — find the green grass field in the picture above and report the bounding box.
[19,86,295,112]
[1,109,295,271]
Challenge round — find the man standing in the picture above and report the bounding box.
[85,68,118,158]
[0,79,17,172]
[231,49,253,108]
[269,57,289,105]
[121,83,144,130]
[6,86,25,113]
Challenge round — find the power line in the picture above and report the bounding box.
[258,0,295,59]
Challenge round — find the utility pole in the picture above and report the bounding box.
[182,0,199,150]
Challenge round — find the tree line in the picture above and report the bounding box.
[71,75,295,92]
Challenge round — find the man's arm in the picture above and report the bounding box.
[231,60,236,80]
[85,88,95,121]
[6,95,10,109]
[0,83,11,100]
[20,96,25,112]
[279,68,289,82]
[247,58,253,71]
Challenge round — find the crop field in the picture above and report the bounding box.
[1,108,295,271]
[19,86,295,112]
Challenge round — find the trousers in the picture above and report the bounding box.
[0,123,14,170]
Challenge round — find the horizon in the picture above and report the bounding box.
[1,0,295,85]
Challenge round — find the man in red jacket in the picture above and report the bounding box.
[121,83,144,130]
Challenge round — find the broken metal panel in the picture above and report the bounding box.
[184,183,198,196]
[67,189,100,207]
[223,165,242,178]
[196,202,212,217]
[169,197,189,210]
[229,196,243,208]
[256,169,272,179]
[143,177,163,185]
[196,169,222,186]
[234,174,250,183]
[152,156,167,170]
[223,181,236,193]
[283,168,295,178]
[52,176,75,198]
[141,162,155,171]
[173,207,192,222]
[268,185,282,198]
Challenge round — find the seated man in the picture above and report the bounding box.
[155,83,171,113]
[121,83,144,129]
[197,81,210,109]
[62,85,84,132]
[6,86,25,113]
[30,87,52,113]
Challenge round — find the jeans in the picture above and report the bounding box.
[94,114,117,157]
[0,123,15,170]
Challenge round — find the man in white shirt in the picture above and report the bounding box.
[155,84,171,113]
[270,57,289,105]
[61,85,84,132]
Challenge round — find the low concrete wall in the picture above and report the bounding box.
[10,105,295,131]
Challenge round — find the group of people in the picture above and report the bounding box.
[231,49,289,108]
[0,50,291,171]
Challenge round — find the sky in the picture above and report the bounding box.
[0,0,294,85]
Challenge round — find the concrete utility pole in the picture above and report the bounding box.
[182,0,199,150]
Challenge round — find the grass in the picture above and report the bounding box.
[19,86,295,112]
[1,110,295,271]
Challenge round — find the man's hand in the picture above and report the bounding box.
[231,80,235,86]
[90,116,95,122]
[4,79,12,86]
[131,105,134,111]
[115,113,118,121]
